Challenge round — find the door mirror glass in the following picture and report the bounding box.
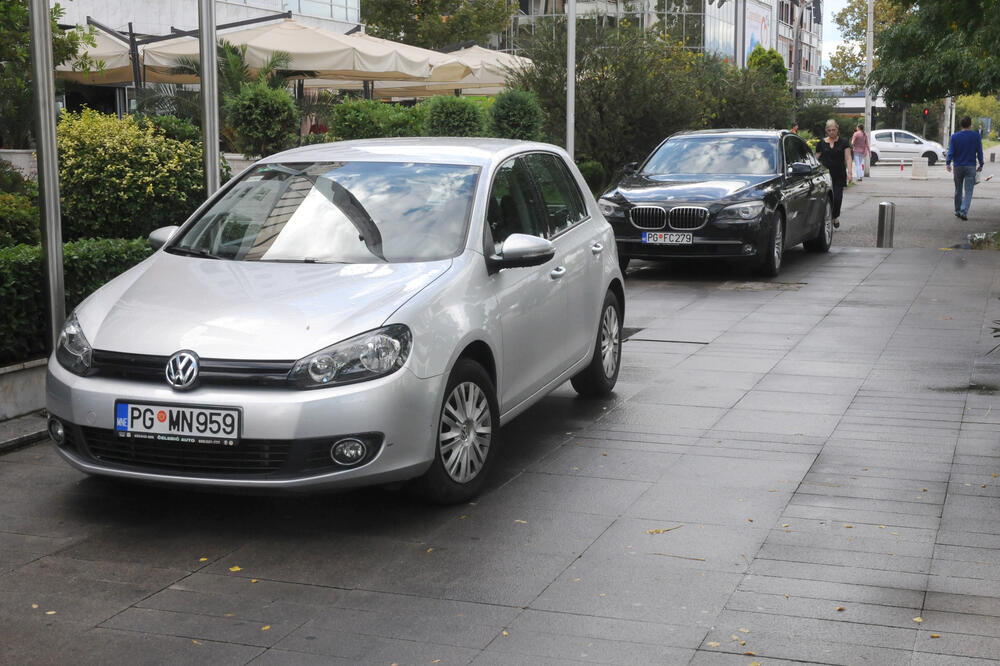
[148,226,180,250]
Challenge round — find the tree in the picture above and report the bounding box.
[820,0,908,89]
[362,0,513,49]
[746,45,787,88]
[956,94,1000,137]
[872,0,1000,104]
[0,1,95,148]
[224,82,299,158]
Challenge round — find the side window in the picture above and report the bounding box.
[522,153,588,237]
[799,137,819,166]
[874,131,892,142]
[782,137,798,170]
[792,136,812,164]
[485,157,546,253]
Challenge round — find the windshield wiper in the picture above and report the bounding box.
[166,246,225,260]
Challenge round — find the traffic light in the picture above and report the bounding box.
[923,108,930,117]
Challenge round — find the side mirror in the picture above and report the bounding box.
[148,226,180,250]
[787,162,811,176]
[488,233,555,272]
[623,162,638,175]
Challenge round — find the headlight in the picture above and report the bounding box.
[716,201,765,221]
[598,198,623,217]
[289,324,412,389]
[56,313,93,376]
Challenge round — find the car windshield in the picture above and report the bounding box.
[642,136,778,176]
[169,161,480,263]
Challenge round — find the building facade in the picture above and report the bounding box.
[504,0,821,86]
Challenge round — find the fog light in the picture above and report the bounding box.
[742,244,756,255]
[47,418,65,444]
[331,438,367,465]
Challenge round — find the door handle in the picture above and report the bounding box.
[550,266,566,279]
[591,242,603,255]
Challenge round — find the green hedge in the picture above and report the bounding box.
[488,89,544,141]
[0,238,153,364]
[424,95,485,137]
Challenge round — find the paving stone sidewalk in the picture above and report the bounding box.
[1,244,998,665]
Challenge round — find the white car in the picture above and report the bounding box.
[869,129,947,166]
[45,138,625,503]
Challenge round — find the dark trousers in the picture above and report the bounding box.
[831,184,844,218]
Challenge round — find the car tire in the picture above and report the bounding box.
[758,211,784,277]
[922,152,937,166]
[416,359,499,504]
[803,197,833,253]
[618,255,630,274]
[870,153,879,166]
[571,290,623,398]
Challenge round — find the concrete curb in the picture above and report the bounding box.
[0,411,48,455]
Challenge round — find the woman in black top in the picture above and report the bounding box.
[815,118,852,228]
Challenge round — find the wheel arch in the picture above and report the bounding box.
[456,340,497,389]
[608,278,625,321]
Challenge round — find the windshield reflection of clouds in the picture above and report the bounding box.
[183,162,479,264]
[645,138,777,175]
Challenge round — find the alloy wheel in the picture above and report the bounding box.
[823,200,833,244]
[439,381,492,484]
[600,304,620,378]
[773,220,784,270]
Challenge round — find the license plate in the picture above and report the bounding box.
[642,231,693,245]
[114,401,241,446]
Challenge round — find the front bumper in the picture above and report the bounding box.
[46,355,444,490]
[610,218,768,261]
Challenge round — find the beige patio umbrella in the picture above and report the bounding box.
[303,46,531,97]
[141,19,471,83]
[55,31,133,85]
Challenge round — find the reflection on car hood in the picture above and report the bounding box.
[615,174,776,203]
[77,252,450,360]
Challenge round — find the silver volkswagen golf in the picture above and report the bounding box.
[46,138,625,503]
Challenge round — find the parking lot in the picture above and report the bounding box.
[2,166,1000,664]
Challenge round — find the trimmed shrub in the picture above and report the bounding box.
[424,95,485,137]
[224,82,299,158]
[576,159,607,195]
[0,238,153,364]
[57,109,207,241]
[0,192,39,247]
[489,89,544,140]
[137,113,202,142]
[327,99,387,140]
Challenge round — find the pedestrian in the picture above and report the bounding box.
[851,123,868,182]
[946,116,985,220]
[815,119,852,229]
[790,121,799,134]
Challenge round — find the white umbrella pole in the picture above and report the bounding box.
[199,0,220,195]
[566,0,575,159]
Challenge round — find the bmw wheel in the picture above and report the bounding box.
[417,359,499,504]
[571,290,623,397]
[804,197,833,253]
[759,212,784,277]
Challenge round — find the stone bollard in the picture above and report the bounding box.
[911,157,929,179]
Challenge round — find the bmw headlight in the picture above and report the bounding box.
[289,324,412,389]
[598,198,623,217]
[716,201,765,221]
[56,313,93,376]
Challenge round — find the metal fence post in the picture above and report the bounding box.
[876,201,895,248]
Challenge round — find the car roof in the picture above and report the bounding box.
[668,128,790,140]
[259,137,561,168]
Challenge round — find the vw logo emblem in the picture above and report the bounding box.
[165,351,200,391]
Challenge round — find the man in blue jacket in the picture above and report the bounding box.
[946,116,985,220]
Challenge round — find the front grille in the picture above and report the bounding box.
[70,426,384,478]
[91,350,295,387]
[629,206,667,230]
[668,206,709,230]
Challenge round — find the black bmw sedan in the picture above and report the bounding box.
[598,129,834,277]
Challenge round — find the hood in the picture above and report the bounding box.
[77,252,450,360]
[610,174,777,204]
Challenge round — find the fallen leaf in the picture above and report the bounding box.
[459,515,467,520]
[731,634,739,641]
[432,661,441,664]
[501,630,509,637]
[837,606,846,611]
[45,610,56,615]
[646,525,683,534]
[224,613,234,617]
[229,565,242,572]
[739,628,750,633]
[740,640,747,646]
[923,488,928,492]
[913,617,923,623]
[994,473,998,478]
[251,579,259,584]
[844,524,854,529]
[706,641,721,647]
[573,578,581,582]
[782,523,790,528]
[744,651,756,656]
[879,525,886,529]
[930,633,940,639]
[31,604,38,609]
[751,662,762,666]
[599,593,606,597]
[199,557,208,562]
[426,548,434,553]
[514,519,528,524]
[192,640,200,645]
[602,452,607,456]
[261,625,270,631]
[747,518,754,523]
[768,489,776,492]
[784,594,790,599]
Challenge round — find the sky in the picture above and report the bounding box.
[821,0,850,69]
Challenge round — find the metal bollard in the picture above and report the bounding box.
[876,201,895,248]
